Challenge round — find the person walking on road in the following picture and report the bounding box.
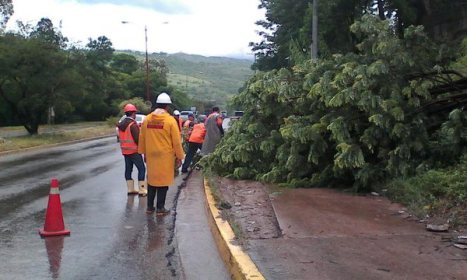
[200,106,224,155]
[138,93,185,215]
[181,115,206,173]
[117,104,147,196]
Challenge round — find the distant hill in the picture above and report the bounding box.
[119,51,254,106]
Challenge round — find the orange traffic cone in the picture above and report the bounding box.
[39,178,71,237]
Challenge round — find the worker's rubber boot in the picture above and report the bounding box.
[126,180,138,195]
[138,180,147,197]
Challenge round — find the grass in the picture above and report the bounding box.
[0,122,115,153]
[383,152,467,227]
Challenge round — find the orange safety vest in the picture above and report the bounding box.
[119,122,138,155]
[188,123,206,144]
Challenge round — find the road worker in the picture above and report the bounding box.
[181,115,206,173]
[117,104,147,196]
[200,106,224,155]
[181,113,195,151]
[138,93,185,215]
[173,110,183,131]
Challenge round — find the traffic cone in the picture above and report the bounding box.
[39,178,71,237]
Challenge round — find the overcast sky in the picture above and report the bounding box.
[6,0,265,59]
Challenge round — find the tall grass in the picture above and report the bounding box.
[384,152,467,225]
[0,124,115,152]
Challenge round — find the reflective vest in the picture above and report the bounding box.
[188,123,206,144]
[119,122,138,155]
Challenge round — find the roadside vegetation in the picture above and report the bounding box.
[384,152,467,227]
[0,5,248,135]
[0,122,115,152]
[203,1,467,226]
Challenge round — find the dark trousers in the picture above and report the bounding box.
[124,153,146,181]
[182,142,202,172]
[147,185,168,210]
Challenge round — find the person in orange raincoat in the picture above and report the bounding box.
[138,92,185,215]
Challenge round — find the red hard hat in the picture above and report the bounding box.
[123,104,137,113]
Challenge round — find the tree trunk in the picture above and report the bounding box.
[24,122,39,135]
[377,0,386,20]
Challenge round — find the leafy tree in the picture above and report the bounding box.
[0,0,13,30]
[204,16,466,190]
[118,97,151,115]
[72,35,121,120]
[30,18,67,48]
[110,53,138,74]
[85,36,114,72]
[252,0,466,71]
[0,19,81,134]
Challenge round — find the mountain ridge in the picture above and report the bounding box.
[118,50,254,106]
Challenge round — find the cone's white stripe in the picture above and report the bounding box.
[50,188,60,195]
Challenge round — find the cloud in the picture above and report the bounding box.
[71,0,191,14]
[7,0,265,58]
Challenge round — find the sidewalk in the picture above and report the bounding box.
[201,173,467,280]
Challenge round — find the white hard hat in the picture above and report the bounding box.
[156,92,172,104]
[173,110,180,116]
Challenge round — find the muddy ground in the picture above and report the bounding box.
[212,176,467,280]
[211,177,282,240]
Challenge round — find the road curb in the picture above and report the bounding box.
[203,178,265,280]
[0,134,114,156]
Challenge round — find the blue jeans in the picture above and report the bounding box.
[182,142,202,172]
[124,153,145,181]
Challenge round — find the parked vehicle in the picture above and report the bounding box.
[116,114,146,142]
[197,114,207,122]
[230,111,244,121]
[180,111,195,122]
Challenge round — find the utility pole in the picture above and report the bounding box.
[121,21,152,102]
[144,25,151,102]
[311,0,318,60]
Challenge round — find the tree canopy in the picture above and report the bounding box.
[252,0,467,71]
[0,0,13,30]
[204,13,467,190]
[0,16,187,133]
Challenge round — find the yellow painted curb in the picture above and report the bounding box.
[204,178,265,280]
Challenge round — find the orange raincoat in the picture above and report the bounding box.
[138,109,185,186]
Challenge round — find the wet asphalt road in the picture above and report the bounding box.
[0,137,189,279]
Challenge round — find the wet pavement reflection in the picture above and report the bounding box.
[43,236,65,279]
[0,138,183,279]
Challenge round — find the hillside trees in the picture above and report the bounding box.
[204,16,467,190]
